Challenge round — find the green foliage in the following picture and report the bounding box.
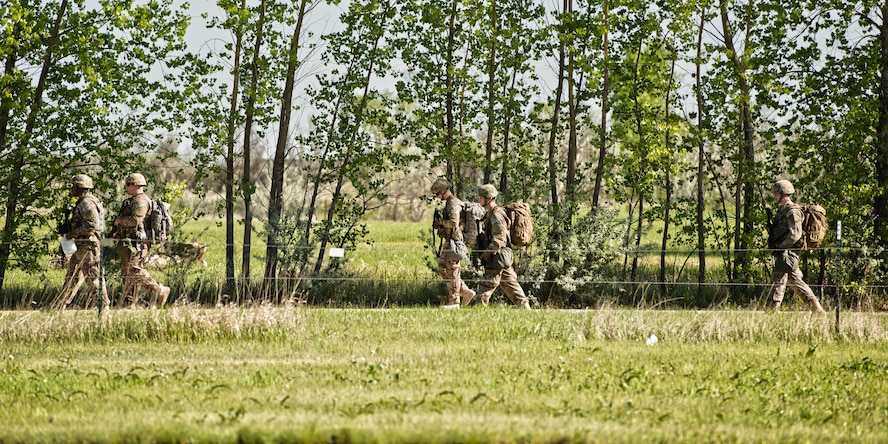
[526,205,624,307]
[0,0,196,289]
[5,0,888,303]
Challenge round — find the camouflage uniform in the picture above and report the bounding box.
[114,173,169,307]
[766,180,825,312]
[57,175,109,309]
[432,179,474,307]
[477,185,530,309]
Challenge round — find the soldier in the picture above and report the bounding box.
[112,173,170,307]
[475,184,531,309]
[55,174,110,310]
[765,179,825,312]
[431,178,475,308]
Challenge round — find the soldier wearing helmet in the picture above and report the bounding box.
[112,173,170,307]
[474,184,530,309]
[765,179,824,312]
[430,178,474,308]
[56,174,110,310]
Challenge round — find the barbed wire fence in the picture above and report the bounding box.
[4,233,887,321]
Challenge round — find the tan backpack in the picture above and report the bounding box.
[504,201,533,248]
[800,204,827,250]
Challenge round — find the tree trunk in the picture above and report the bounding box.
[265,0,310,297]
[313,6,389,273]
[695,10,707,287]
[444,0,458,179]
[659,47,677,298]
[499,69,517,198]
[719,0,755,287]
[629,35,644,285]
[592,0,609,209]
[484,0,497,185]
[0,32,21,294]
[546,11,565,208]
[304,68,352,260]
[224,0,247,299]
[241,0,268,293]
[565,0,577,210]
[542,2,567,305]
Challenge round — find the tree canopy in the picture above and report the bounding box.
[2,0,887,304]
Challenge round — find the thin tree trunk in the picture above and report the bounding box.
[631,196,644,284]
[0,0,67,293]
[659,46,677,298]
[265,0,310,297]
[695,10,707,287]
[313,5,389,273]
[542,1,567,306]
[546,12,565,208]
[444,0,458,179]
[304,66,352,256]
[484,0,497,185]
[592,0,609,209]
[224,0,247,299]
[0,27,22,294]
[629,36,644,285]
[565,0,577,210]
[241,0,268,293]
[719,0,755,286]
[498,69,517,197]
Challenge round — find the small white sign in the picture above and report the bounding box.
[329,247,345,258]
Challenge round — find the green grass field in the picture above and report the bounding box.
[1,307,887,443]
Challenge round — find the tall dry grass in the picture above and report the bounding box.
[2,306,886,344]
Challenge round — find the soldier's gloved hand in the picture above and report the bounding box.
[480,251,492,264]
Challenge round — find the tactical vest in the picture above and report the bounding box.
[118,194,151,240]
[69,194,104,240]
[481,206,509,251]
[770,202,803,249]
[438,196,464,242]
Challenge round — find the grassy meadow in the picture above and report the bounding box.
[2,307,887,443]
[3,216,884,442]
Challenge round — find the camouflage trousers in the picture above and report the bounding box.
[437,255,470,305]
[56,239,109,309]
[767,267,824,312]
[478,266,529,307]
[116,242,165,305]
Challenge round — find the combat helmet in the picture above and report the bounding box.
[70,174,94,189]
[478,184,498,199]
[125,173,148,187]
[772,180,795,195]
[430,178,450,195]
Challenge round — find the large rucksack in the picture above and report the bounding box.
[461,202,487,247]
[504,201,533,248]
[800,204,827,250]
[144,199,174,244]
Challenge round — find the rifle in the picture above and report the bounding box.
[56,204,73,235]
[758,183,777,251]
[433,209,444,230]
[433,209,444,255]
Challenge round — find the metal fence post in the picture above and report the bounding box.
[835,221,842,336]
